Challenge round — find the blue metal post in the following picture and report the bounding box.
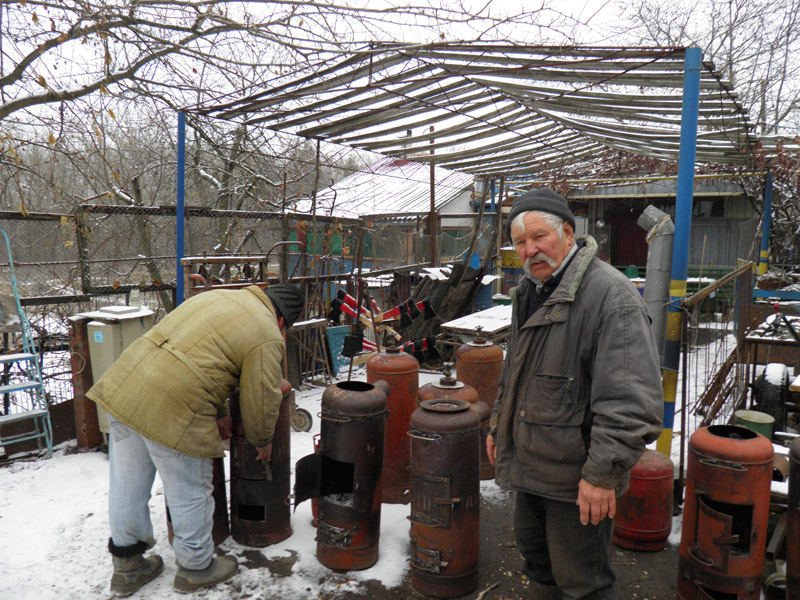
[657,47,701,456]
[757,172,773,275]
[490,179,496,212]
[176,112,186,305]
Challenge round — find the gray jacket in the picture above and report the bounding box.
[492,236,663,502]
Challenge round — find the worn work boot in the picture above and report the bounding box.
[110,553,164,597]
[173,555,238,593]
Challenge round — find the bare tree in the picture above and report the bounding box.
[0,0,570,123]
[0,0,584,303]
[617,0,800,135]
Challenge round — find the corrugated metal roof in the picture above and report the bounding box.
[291,156,473,218]
[198,43,760,176]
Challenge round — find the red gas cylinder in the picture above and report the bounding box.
[229,379,293,547]
[366,346,419,504]
[678,425,774,600]
[788,436,800,600]
[417,363,478,406]
[613,449,674,551]
[409,398,481,598]
[454,328,503,414]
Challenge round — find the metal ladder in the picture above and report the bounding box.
[0,228,52,458]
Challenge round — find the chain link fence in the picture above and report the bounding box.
[1,207,498,406]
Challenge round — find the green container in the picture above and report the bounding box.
[734,410,775,439]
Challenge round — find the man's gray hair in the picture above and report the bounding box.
[510,211,565,240]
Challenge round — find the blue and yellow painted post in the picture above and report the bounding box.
[757,172,773,276]
[656,47,701,457]
[176,112,186,306]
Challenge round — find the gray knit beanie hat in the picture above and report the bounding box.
[264,284,306,327]
[506,189,576,240]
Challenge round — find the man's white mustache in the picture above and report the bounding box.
[524,253,557,270]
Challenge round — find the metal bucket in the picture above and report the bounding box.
[734,409,774,439]
[409,398,480,598]
[678,425,774,600]
[613,449,673,551]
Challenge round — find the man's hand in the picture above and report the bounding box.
[216,416,233,441]
[255,443,272,462]
[577,479,616,525]
[486,435,497,468]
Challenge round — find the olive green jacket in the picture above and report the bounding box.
[492,236,663,501]
[87,285,285,458]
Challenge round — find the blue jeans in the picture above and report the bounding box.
[514,491,616,600]
[108,417,214,570]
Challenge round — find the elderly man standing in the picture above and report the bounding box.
[487,189,663,600]
[88,283,305,597]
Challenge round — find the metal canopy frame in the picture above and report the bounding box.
[197,43,757,175]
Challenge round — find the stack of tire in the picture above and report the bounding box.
[753,362,791,434]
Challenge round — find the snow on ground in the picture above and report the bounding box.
[0,368,509,600]
[2,323,783,600]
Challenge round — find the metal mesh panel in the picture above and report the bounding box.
[587,220,613,264]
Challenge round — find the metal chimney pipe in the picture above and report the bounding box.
[637,205,675,361]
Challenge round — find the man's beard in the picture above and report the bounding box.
[524,252,557,275]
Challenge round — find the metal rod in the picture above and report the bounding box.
[176,111,186,306]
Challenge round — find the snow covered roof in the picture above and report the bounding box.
[290,156,473,219]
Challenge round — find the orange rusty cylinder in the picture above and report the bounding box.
[612,449,674,551]
[167,457,229,545]
[229,379,293,547]
[455,335,502,481]
[366,346,419,504]
[788,436,800,600]
[677,425,774,600]
[409,398,481,598]
[454,332,503,414]
[417,365,488,479]
[317,380,389,571]
[470,400,492,480]
[417,364,478,407]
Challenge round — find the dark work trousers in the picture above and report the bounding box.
[514,491,616,600]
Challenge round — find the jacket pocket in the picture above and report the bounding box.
[513,374,587,485]
[519,374,581,426]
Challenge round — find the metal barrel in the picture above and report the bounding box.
[419,367,492,479]
[229,379,293,547]
[409,398,481,598]
[166,456,229,546]
[788,436,800,600]
[366,347,419,504]
[454,338,502,480]
[317,380,388,571]
[613,449,673,551]
[678,425,774,600]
